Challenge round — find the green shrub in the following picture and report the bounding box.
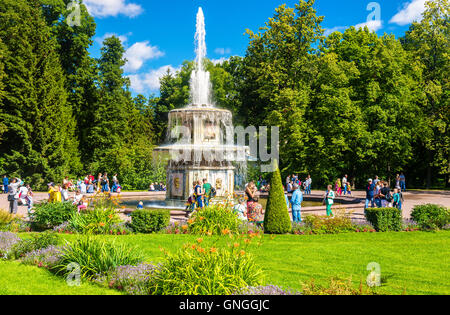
[303,213,354,234]
[0,210,25,232]
[264,167,291,234]
[188,203,242,235]
[31,202,78,230]
[10,232,59,259]
[130,209,170,234]
[54,237,144,280]
[364,208,402,232]
[148,242,264,295]
[411,204,450,231]
[68,208,123,235]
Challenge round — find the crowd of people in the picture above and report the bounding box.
[148,182,167,192]
[2,176,34,214]
[285,174,312,195]
[365,174,406,211]
[186,179,216,211]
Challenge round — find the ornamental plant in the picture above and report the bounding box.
[188,203,242,236]
[68,208,123,235]
[411,204,450,231]
[264,167,291,234]
[147,240,264,295]
[30,202,78,230]
[54,237,145,280]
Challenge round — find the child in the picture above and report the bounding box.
[233,198,247,221]
[393,188,401,210]
[137,201,144,209]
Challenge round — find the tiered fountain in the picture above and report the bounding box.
[156,8,247,204]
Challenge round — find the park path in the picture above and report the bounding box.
[0,190,449,221]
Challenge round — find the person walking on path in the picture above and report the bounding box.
[7,178,21,214]
[380,182,392,208]
[342,175,348,195]
[290,184,303,223]
[365,179,376,209]
[2,176,9,194]
[324,185,335,217]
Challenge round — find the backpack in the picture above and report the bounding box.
[385,191,392,202]
[210,187,217,198]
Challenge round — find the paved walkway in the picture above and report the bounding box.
[1,190,449,221]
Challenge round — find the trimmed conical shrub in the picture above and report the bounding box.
[264,166,292,234]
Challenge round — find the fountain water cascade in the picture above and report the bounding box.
[156,7,248,203]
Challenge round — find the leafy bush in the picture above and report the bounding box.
[31,202,78,230]
[264,167,291,234]
[95,264,157,295]
[147,242,264,295]
[303,213,354,234]
[0,232,21,259]
[0,210,15,231]
[188,204,242,235]
[130,209,170,234]
[68,208,124,235]
[54,237,145,280]
[365,208,403,232]
[411,204,450,231]
[10,232,59,259]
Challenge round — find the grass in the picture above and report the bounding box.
[51,231,450,295]
[0,261,121,295]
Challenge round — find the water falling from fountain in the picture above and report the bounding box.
[190,7,212,107]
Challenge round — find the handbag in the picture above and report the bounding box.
[8,194,16,201]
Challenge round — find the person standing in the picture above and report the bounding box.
[399,173,406,192]
[195,180,204,209]
[2,175,9,194]
[342,175,348,195]
[202,178,212,207]
[324,185,335,217]
[380,182,392,208]
[365,179,376,209]
[290,184,303,223]
[8,178,21,214]
[307,175,312,195]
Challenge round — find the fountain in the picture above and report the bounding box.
[154,7,248,206]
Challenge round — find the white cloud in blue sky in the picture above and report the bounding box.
[214,48,231,55]
[84,0,143,18]
[390,0,427,25]
[128,65,180,94]
[124,41,165,73]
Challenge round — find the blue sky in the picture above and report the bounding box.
[83,0,429,95]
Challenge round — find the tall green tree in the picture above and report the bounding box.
[401,0,450,187]
[0,0,81,187]
[241,0,324,175]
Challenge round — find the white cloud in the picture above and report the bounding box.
[324,26,348,37]
[124,41,165,73]
[214,48,231,55]
[128,65,180,93]
[211,57,229,65]
[390,0,427,25]
[84,0,143,18]
[95,32,131,45]
[355,20,383,32]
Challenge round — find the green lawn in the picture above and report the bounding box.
[0,261,121,295]
[6,231,450,295]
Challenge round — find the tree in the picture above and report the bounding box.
[264,165,292,234]
[401,0,450,187]
[241,0,324,176]
[0,0,81,188]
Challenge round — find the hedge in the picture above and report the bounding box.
[129,209,171,234]
[364,208,402,232]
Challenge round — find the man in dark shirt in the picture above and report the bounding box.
[365,179,375,209]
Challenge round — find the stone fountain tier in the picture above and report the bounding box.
[156,106,247,201]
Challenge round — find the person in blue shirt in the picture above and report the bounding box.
[365,179,376,209]
[2,176,9,194]
[290,184,303,223]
